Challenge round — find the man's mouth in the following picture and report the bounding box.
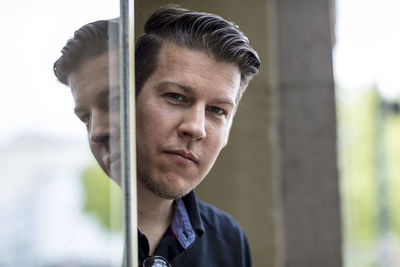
[165,149,198,164]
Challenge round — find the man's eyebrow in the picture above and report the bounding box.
[155,81,235,107]
[155,80,194,94]
[213,98,235,107]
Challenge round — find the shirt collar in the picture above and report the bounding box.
[181,190,204,236]
[170,198,195,249]
[170,191,204,249]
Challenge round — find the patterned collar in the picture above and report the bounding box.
[170,198,196,249]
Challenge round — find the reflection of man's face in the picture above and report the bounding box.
[135,42,241,199]
[68,51,121,185]
[67,42,241,199]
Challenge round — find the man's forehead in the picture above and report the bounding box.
[155,42,241,97]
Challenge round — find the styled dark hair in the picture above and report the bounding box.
[54,5,260,101]
[53,19,119,85]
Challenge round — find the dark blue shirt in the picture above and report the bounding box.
[138,191,252,267]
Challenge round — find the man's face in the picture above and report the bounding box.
[68,51,121,184]
[136,42,241,199]
[67,43,241,199]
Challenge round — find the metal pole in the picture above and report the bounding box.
[120,0,137,266]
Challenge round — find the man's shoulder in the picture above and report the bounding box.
[175,193,252,266]
[194,200,252,266]
[196,199,244,237]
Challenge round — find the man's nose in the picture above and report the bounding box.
[89,111,110,144]
[178,105,206,141]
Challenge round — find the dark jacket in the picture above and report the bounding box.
[139,191,252,267]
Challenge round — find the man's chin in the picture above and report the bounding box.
[151,186,190,200]
[139,174,193,200]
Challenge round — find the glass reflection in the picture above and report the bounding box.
[0,2,122,265]
[56,20,121,185]
[54,19,123,265]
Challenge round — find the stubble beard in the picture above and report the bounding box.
[137,168,191,200]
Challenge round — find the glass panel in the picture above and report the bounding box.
[0,1,123,266]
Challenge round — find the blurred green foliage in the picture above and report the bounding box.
[337,87,379,242]
[337,86,400,266]
[385,111,400,236]
[81,164,123,232]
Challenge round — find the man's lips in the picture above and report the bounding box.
[165,149,198,164]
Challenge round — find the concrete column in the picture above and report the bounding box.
[273,0,343,266]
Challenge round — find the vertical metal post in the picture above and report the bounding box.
[120,0,137,266]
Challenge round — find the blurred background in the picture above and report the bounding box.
[335,0,400,266]
[1,0,399,266]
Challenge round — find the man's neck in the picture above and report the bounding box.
[137,180,174,255]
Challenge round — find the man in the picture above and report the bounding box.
[54,5,260,266]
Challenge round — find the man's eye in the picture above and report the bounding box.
[165,93,186,102]
[208,106,226,116]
